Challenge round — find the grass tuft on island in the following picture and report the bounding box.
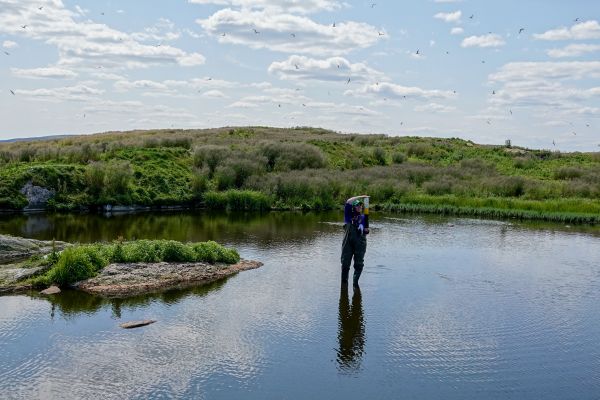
[29,240,240,287]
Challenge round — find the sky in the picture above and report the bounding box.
[0,0,599,151]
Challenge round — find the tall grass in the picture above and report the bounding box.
[31,239,240,287]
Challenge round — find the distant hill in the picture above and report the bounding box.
[0,126,598,223]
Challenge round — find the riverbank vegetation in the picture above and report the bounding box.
[26,240,240,287]
[1,126,599,222]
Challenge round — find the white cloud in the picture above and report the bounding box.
[0,0,205,69]
[91,72,127,80]
[2,40,18,48]
[346,82,455,100]
[130,18,181,43]
[227,100,260,108]
[450,27,464,35]
[197,8,383,55]
[489,61,600,82]
[268,55,383,82]
[461,34,506,48]
[414,102,456,113]
[16,83,104,102]
[201,89,227,98]
[547,44,600,58]
[188,0,342,14]
[434,11,461,23]
[487,62,600,119]
[11,66,78,79]
[534,20,600,41]
[114,79,170,92]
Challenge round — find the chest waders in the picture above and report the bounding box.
[340,223,367,287]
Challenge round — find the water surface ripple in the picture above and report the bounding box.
[1,211,599,399]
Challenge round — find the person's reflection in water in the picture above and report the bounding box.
[336,282,365,373]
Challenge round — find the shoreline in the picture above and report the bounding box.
[1,202,598,225]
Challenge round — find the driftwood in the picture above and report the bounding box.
[119,320,156,329]
[40,285,61,295]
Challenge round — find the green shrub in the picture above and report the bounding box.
[192,241,240,264]
[373,147,387,166]
[554,166,585,180]
[260,142,326,171]
[483,176,525,197]
[193,145,229,176]
[513,157,536,169]
[423,178,453,195]
[161,240,196,262]
[392,152,405,164]
[46,246,108,285]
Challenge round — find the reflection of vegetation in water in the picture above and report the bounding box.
[39,279,227,319]
[0,210,341,245]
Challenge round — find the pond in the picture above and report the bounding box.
[1,211,599,399]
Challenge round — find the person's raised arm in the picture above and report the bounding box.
[345,195,369,204]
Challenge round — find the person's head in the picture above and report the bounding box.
[352,199,363,213]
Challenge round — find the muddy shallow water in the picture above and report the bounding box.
[1,211,599,399]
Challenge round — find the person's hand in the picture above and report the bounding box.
[364,228,369,235]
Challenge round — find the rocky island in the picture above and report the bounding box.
[0,236,261,297]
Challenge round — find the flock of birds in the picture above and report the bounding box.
[2,4,597,148]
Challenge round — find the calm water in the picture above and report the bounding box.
[1,211,600,399]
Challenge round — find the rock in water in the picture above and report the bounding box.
[40,286,61,295]
[119,320,156,329]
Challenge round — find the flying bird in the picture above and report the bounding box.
[574,17,580,22]
[38,6,43,10]
[221,33,226,37]
[332,22,336,27]
[469,14,474,19]
[346,77,351,84]
[253,29,260,34]
[370,3,376,8]
[290,33,296,37]
[492,90,496,95]
[416,49,420,55]
[294,64,299,69]
[378,32,385,36]
[552,140,555,146]
[509,109,513,115]
[518,28,525,34]
[10,90,15,95]
[302,103,306,107]
[21,25,27,29]
[3,51,9,56]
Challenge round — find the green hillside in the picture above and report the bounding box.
[1,127,599,223]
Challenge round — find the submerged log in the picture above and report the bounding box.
[119,320,156,329]
[40,285,61,295]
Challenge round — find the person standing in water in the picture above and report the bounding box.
[341,195,369,287]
